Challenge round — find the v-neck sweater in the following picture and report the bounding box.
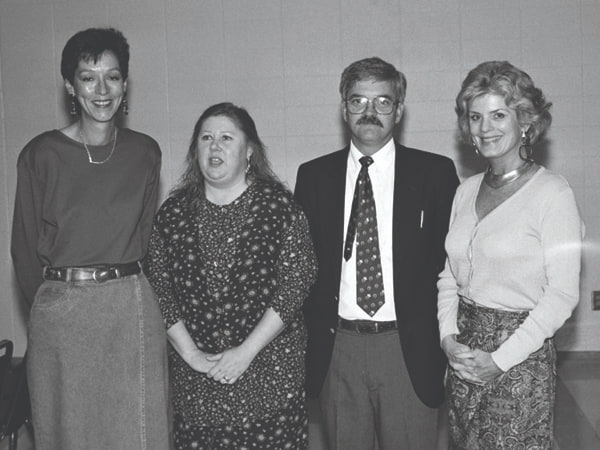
[437,167,584,371]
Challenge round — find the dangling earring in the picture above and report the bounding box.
[519,129,533,162]
[471,137,480,156]
[122,96,129,115]
[245,155,251,175]
[69,95,78,116]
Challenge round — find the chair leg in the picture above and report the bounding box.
[25,419,34,438]
[9,430,18,450]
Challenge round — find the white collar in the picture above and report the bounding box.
[349,138,395,172]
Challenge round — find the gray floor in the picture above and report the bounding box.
[3,352,599,449]
[553,352,600,450]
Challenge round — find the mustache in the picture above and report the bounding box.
[356,115,383,127]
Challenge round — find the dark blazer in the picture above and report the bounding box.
[294,141,459,408]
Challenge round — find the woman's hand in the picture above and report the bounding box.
[441,335,483,384]
[182,348,221,374]
[468,349,503,382]
[441,334,474,368]
[166,321,221,374]
[206,346,254,384]
[204,308,285,385]
[441,335,504,384]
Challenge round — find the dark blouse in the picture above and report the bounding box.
[11,129,161,304]
[145,181,317,426]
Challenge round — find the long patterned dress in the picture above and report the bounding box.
[146,181,316,449]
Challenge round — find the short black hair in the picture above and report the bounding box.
[61,27,130,83]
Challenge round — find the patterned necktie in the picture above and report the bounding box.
[344,156,385,316]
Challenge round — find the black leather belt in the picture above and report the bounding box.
[338,317,397,334]
[43,261,141,283]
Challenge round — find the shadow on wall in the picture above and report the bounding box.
[532,137,551,168]
[9,274,31,356]
[455,137,485,179]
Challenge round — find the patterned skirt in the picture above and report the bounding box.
[447,297,556,450]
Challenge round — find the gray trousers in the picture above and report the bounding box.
[320,328,440,450]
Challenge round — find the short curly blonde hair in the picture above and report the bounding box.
[456,61,552,145]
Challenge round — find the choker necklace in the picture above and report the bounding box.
[80,129,118,165]
[484,161,533,189]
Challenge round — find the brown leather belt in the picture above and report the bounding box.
[43,261,141,283]
[338,317,397,334]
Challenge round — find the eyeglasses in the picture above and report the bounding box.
[344,96,399,115]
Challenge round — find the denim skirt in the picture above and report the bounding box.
[27,273,171,450]
[446,297,556,450]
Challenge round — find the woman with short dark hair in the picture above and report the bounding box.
[11,27,170,449]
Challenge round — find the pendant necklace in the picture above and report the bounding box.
[80,128,118,165]
[484,161,533,189]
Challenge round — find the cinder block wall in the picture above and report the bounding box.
[1,0,599,355]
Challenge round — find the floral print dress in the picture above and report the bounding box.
[145,181,316,449]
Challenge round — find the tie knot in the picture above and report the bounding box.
[359,156,373,168]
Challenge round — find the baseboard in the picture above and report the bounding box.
[557,350,600,363]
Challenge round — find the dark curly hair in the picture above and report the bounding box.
[455,61,552,145]
[61,27,130,84]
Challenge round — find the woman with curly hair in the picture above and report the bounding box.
[438,61,584,449]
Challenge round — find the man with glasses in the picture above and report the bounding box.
[295,57,459,449]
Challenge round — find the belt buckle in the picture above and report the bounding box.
[92,269,111,283]
[44,267,60,281]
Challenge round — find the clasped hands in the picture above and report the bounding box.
[182,345,254,385]
[441,335,503,385]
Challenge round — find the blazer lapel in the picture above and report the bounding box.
[326,148,349,288]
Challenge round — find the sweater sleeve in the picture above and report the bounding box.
[437,193,461,342]
[140,150,161,255]
[11,148,44,306]
[144,201,183,328]
[491,186,583,371]
[268,207,317,325]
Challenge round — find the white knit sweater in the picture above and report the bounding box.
[437,167,584,371]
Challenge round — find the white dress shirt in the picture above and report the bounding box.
[338,139,397,321]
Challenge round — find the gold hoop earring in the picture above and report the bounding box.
[519,130,533,162]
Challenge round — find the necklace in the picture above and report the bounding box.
[484,161,533,189]
[80,128,118,164]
